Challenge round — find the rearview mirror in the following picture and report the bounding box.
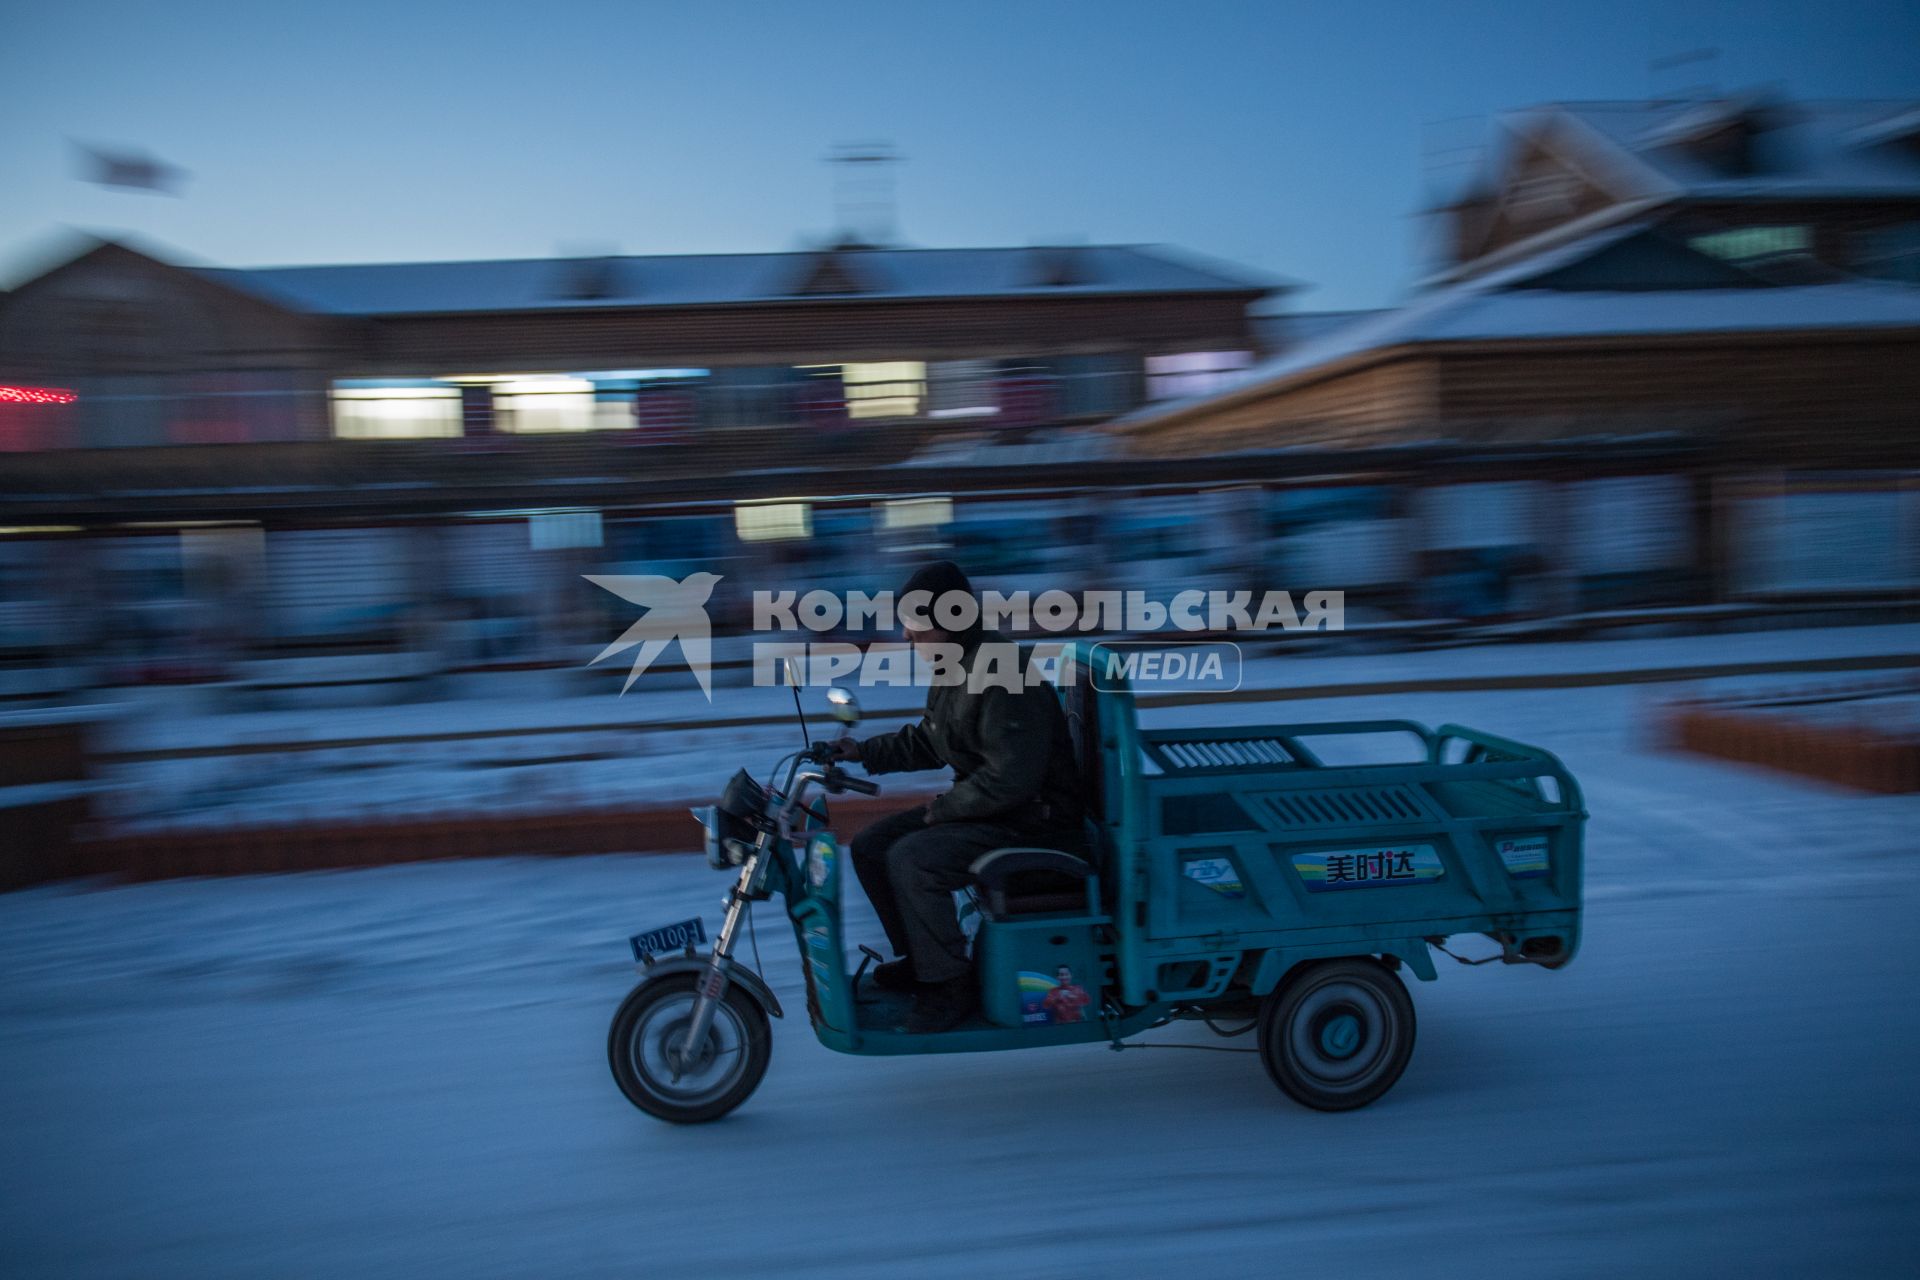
[826,686,861,727]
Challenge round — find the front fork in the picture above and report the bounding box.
[672,845,763,1077]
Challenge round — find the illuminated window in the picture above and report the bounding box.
[841,362,925,419]
[331,385,462,439]
[881,497,953,529]
[1146,351,1253,400]
[1687,226,1810,263]
[736,503,812,541]
[492,378,602,433]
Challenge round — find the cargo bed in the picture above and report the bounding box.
[1092,711,1586,1005]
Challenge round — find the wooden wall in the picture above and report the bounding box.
[358,293,1263,373]
[1127,356,1440,457]
[1123,331,1920,466]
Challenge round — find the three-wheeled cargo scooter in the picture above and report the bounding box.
[609,642,1586,1122]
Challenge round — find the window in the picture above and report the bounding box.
[881,497,953,530]
[1146,351,1253,401]
[332,384,462,439]
[528,511,603,550]
[925,360,999,420]
[1687,225,1810,264]
[492,378,605,433]
[735,503,812,542]
[840,362,925,419]
[1856,222,1920,285]
[1055,354,1139,418]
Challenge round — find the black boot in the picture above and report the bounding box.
[899,975,976,1034]
[869,957,918,993]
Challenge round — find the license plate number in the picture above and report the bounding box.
[629,916,706,960]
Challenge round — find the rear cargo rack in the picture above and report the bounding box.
[1141,720,1437,775]
[1261,784,1439,828]
[1146,736,1297,772]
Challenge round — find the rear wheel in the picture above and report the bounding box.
[1257,958,1415,1111]
[608,972,771,1124]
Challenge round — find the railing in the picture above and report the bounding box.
[2,365,1158,450]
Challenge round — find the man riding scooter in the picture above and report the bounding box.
[829,561,1086,1034]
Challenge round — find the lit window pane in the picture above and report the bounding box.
[331,386,462,439]
[1146,350,1252,400]
[882,497,953,529]
[1687,226,1810,262]
[736,503,812,541]
[842,362,925,419]
[494,378,598,433]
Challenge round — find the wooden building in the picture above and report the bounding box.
[0,236,1274,455]
[1117,95,1920,468]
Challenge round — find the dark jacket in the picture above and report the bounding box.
[857,631,1083,831]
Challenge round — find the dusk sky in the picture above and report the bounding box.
[6,0,1918,310]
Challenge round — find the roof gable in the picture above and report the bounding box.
[786,247,875,296]
[3,237,308,320]
[1555,97,1920,199]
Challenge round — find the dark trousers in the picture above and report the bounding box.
[849,805,1083,984]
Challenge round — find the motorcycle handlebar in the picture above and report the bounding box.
[830,770,879,796]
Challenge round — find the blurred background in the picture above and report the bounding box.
[3,4,1919,1273]
[6,38,1920,852]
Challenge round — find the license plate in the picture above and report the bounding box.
[629,916,706,960]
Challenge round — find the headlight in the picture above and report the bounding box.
[692,804,756,869]
[692,806,728,870]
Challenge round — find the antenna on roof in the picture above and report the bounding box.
[825,141,902,248]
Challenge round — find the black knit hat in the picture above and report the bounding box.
[900,559,975,632]
[900,559,972,602]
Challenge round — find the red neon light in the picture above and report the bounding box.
[0,386,78,405]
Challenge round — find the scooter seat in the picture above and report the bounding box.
[968,847,1092,917]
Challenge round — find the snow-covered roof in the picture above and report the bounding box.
[1254,309,1387,352]
[194,244,1276,316]
[1119,218,1920,433]
[1547,98,1920,202]
[1426,97,1920,286]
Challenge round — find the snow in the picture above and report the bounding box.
[1562,98,1920,200]
[1416,280,1920,341]
[202,245,1267,317]
[1124,267,1920,429]
[5,677,1919,1276]
[1118,182,1920,433]
[81,622,1920,831]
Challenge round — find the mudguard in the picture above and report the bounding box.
[636,955,784,1019]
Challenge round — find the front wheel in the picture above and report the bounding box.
[1257,958,1415,1111]
[608,972,771,1124]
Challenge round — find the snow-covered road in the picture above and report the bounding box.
[5,681,1919,1277]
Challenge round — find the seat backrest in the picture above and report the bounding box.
[1056,651,1113,877]
[1057,655,1102,822]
